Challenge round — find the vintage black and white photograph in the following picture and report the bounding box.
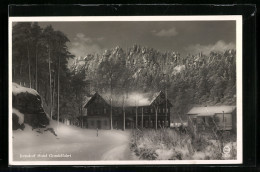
[9,16,242,165]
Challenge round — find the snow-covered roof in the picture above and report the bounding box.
[187,106,236,116]
[101,92,161,107]
[12,83,39,96]
[82,96,92,108]
[84,91,167,108]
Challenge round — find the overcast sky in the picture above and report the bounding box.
[39,21,236,58]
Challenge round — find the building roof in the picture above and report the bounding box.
[82,96,92,108]
[84,91,172,108]
[187,106,236,116]
[101,91,162,107]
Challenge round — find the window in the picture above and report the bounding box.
[104,108,106,114]
[158,108,161,113]
[163,108,165,113]
[151,108,153,113]
[91,120,94,126]
[104,120,107,126]
[166,108,169,113]
[145,108,148,113]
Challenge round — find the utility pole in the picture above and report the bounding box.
[223,111,225,130]
[141,107,144,129]
[135,105,138,129]
[123,95,125,131]
[155,106,158,130]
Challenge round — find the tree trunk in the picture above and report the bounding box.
[48,45,53,120]
[141,107,144,129]
[123,108,125,131]
[110,98,113,130]
[123,96,125,131]
[35,44,38,91]
[57,55,60,126]
[52,75,55,109]
[27,43,31,88]
[19,59,23,85]
[110,80,113,130]
[135,106,138,129]
[155,106,158,130]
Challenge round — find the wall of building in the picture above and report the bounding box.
[87,116,110,130]
[232,110,237,133]
[84,94,172,130]
[215,113,232,130]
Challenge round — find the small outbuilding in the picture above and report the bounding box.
[187,106,236,133]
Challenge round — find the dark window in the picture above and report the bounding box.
[151,108,153,113]
[104,120,107,126]
[104,108,106,114]
[91,120,94,126]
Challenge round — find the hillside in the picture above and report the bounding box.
[70,45,236,118]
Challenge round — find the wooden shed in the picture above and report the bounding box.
[187,106,236,133]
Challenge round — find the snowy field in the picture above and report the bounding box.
[13,121,136,161]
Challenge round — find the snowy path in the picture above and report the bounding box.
[13,121,135,161]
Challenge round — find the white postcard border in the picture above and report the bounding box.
[8,15,243,165]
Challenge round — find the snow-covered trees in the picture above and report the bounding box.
[72,44,236,119]
[13,22,236,124]
[12,23,75,123]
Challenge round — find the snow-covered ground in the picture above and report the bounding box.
[13,121,134,161]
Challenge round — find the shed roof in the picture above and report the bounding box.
[187,106,236,116]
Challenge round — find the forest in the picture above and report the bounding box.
[12,22,236,124]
